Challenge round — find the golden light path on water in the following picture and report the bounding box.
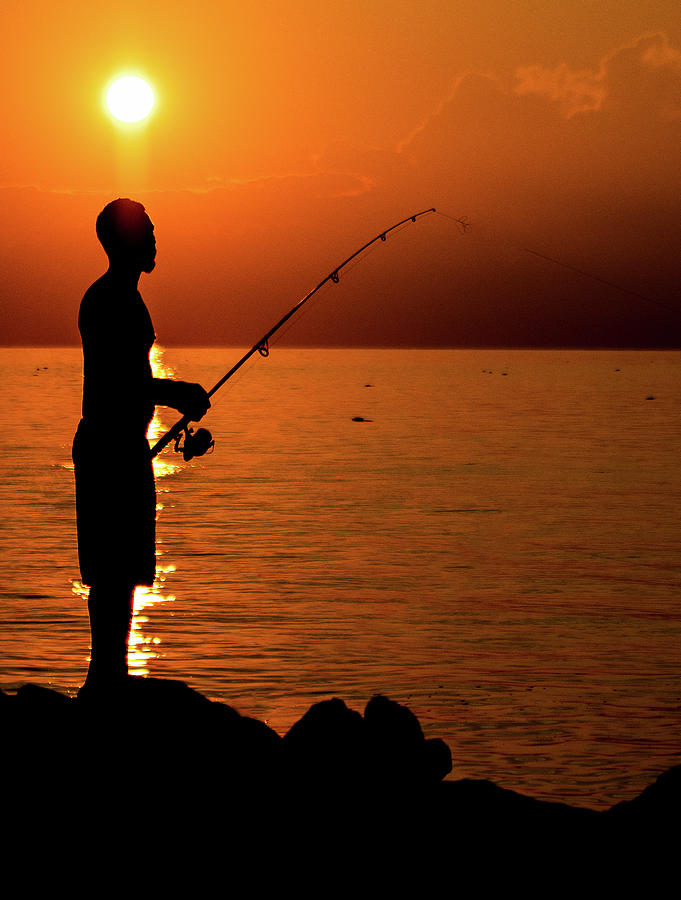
[71,345,179,674]
[129,345,181,673]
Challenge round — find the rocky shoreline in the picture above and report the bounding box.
[2,676,678,861]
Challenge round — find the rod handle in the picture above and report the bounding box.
[150,414,190,459]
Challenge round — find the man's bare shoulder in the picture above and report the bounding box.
[79,274,154,347]
[79,274,118,334]
[81,273,114,305]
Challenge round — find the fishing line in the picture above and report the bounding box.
[522,247,677,316]
[434,211,471,233]
[436,208,675,316]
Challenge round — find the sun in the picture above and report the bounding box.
[106,75,155,123]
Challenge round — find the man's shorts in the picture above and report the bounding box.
[72,420,156,587]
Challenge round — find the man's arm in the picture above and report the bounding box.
[151,379,211,421]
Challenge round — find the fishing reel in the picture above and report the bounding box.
[174,425,215,461]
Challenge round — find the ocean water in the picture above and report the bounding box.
[1,346,680,809]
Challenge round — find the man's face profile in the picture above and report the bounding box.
[97,198,157,273]
[138,218,156,273]
[118,213,156,273]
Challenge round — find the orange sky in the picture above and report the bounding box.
[2,1,680,346]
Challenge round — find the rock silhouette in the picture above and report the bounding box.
[2,676,679,874]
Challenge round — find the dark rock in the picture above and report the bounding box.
[76,676,283,801]
[16,683,73,710]
[604,764,681,831]
[365,693,424,743]
[76,672,213,712]
[364,694,423,780]
[363,694,451,783]
[2,675,680,856]
[420,778,603,867]
[283,697,366,784]
[439,778,598,829]
[424,737,453,782]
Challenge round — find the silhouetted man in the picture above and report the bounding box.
[73,198,210,688]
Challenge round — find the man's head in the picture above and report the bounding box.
[96,198,156,273]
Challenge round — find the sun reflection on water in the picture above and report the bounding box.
[72,344,180,673]
[128,563,176,674]
[129,344,179,672]
[149,345,182,480]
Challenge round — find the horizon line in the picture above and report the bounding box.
[1,343,680,352]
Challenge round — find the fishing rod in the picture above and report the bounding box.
[151,207,458,460]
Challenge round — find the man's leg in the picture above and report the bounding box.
[86,582,135,682]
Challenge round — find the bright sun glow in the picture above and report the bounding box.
[106,75,155,123]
